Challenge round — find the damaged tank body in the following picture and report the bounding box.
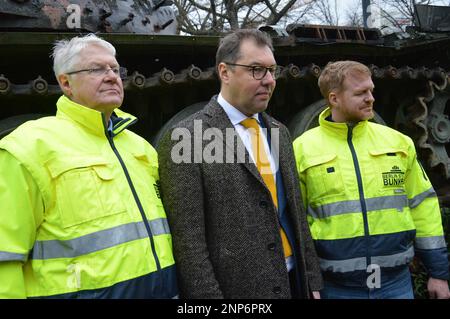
[0,0,449,204]
[0,0,177,34]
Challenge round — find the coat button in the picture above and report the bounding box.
[267,243,275,251]
[273,286,281,294]
[259,200,268,209]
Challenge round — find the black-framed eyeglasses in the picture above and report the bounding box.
[66,66,128,79]
[224,62,282,80]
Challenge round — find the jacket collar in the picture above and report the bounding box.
[56,95,137,137]
[203,95,234,131]
[319,106,368,139]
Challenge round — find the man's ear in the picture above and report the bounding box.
[217,62,230,84]
[57,74,72,96]
[328,91,338,108]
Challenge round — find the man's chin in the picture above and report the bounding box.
[255,101,270,112]
[360,109,374,120]
[105,99,123,108]
[365,111,375,120]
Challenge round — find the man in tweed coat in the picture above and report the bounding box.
[158,29,322,299]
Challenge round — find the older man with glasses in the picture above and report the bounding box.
[0,34,178,299]
[157,29,322,299]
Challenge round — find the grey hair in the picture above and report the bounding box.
[215,29,273,72]
[51,33,116,77]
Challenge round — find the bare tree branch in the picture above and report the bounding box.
[267,0,298,25]
[173,0,450,35]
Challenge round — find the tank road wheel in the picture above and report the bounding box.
[0,114,47,139]
[151,102,208,148]
[396,79,450,189]
[424,84,450,182]
[288,99,386,140]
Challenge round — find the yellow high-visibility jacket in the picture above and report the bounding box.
[0,95,177,298]
[293,107,448,287]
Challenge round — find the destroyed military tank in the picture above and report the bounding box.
[0,0,449,204]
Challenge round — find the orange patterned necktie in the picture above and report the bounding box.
[241,118,292,258]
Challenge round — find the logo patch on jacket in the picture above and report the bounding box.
[382,165,405,187]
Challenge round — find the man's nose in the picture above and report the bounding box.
[104,69,120,82]
[366,91,375,103]
[261,70,276,85]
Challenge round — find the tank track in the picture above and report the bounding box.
[0,64,448,184]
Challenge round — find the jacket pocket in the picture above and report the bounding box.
[131,152,166,216]
[368,148,408,196]
[46,156,127,228]
[299,153,345,202]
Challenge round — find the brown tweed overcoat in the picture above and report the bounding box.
[158,96,323,299]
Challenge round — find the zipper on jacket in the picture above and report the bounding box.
[105,125,161,272]
[347,124,371,269]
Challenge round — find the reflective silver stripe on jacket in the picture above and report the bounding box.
[319,245,414,273]
[371,246,414,267]
[308,195,408,219]
[320,255,367,273]
[31,218,170,260]
[408,187,436,209]
[0,251,28,262]
[415,236,447,250]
